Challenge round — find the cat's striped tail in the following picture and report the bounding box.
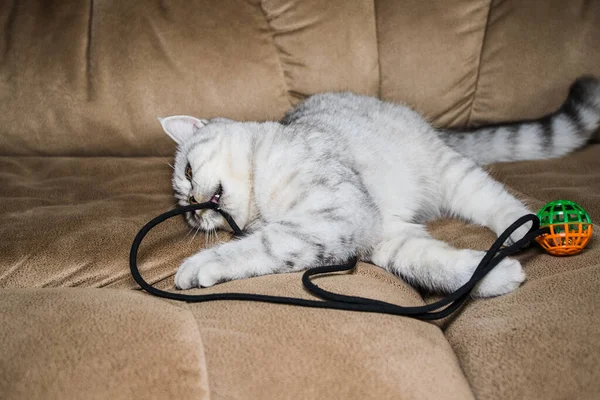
[440,76,600,165]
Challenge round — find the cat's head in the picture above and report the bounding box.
[160,116,254,232]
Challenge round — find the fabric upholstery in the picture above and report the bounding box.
[0,157,476,399]
[1,146,598,399]
[1,0,600,399]
[376,0,600,128]
[260,0,380,102]
[186,266,474,400]
[377,0,492,127]
[0,288,209,400]
[0,156,198,288]
[0,0,291,157]
[441,145,600,400]
[469,0,600,126]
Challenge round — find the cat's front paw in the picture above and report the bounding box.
[174,251,223,289]
[473,257,526,298]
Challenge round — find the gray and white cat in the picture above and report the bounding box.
[160,77,599,297]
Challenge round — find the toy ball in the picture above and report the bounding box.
[536,200,593,256]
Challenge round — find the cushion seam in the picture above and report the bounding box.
[257,1,294,108]
[184,303,213,400]
[372,0,383,98]
[85,0,95,101]
[465,0,494,127]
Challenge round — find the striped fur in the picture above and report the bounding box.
[161,77,597,297]
[440,77,600,165]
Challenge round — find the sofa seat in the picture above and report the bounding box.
[0,156,198,288]
[0,288,210,399]
[2,0,600,398]
[433,144,600,399]
[1,144,599,399]
[2,146,598,289]
[0,156,476,399]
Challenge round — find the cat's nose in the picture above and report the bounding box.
[189,196,198,204]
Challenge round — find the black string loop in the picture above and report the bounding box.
[129,202,548,320]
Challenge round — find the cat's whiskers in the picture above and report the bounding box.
[182,215,199,241]
[183,226,194,241]
[165,202,179,212]
[161,158,175,170]
[190,225,202,243]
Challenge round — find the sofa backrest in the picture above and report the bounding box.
[1,0,598,156]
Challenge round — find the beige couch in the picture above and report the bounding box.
[1,1,599,399]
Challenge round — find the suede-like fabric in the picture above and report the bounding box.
[376,0,491,127]
[0,156,219,288]
[0,0,381,157]
[2,0,600,398]
[186,267,474,400]
[439,145,600,400]
[260,0,380,102]
[469,0,600,126]
[0,288,209,400]
[376,0,600,128]
[1,146,599,398]
[0,0,291,157]
[0,157,475,399]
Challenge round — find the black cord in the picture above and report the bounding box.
[129,202,549,320]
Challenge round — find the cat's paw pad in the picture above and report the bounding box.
[473,257,525,298]
[174,252,222,290]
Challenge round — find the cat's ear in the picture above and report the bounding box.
[158,115,208,144]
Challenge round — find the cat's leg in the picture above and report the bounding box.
[438,152,532,245]
[370,222,525,297]
[175,219,358,289]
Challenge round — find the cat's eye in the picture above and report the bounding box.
[185,163,193,181]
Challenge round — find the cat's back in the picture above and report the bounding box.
[282,92,435,143]
[277,92,443,220]
[281,92,440,166]
[282,92,383,123]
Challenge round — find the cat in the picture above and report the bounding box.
[159,76,599,297]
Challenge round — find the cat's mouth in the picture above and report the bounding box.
[210,184,223,205]
[183,184,225,231]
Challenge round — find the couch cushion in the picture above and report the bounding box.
[0,155,479,399]
[0,0,382,157]
[0,271,477,400]
[436,144,600,399]
[1,142,598,399]
[0,156,219,288]
[0,0,291,156]
[376,0,491,127]
[184,265,475,400]
[0,154,476,398]
[376,0,600,129]
[467,0,600,126]
[260,0,379,102]
[0,288,209,400]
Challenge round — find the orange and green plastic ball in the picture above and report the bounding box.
[536,200,593,256]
